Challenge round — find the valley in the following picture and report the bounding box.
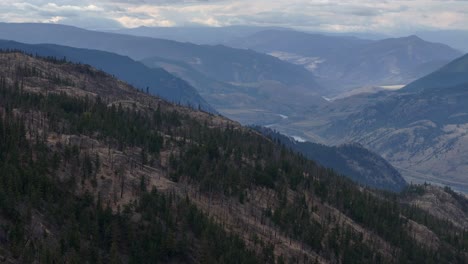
[267,67,468,193]
[137,33,468,195]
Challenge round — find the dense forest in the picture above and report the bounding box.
[0,52,467,263]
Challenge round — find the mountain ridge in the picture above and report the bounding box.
[0,39,216,112]
[229,29,462,93]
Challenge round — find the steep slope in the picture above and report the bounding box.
[256,127,407,192]
[0,40,214,112]
[403,53,468,92]
[0,52,467,263]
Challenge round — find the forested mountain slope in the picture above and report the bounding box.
[0,52,466,263]
[256,127,407,192]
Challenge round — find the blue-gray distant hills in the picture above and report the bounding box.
[108,25,283,45]
[229,30,462,93]
[0,23,318,88]
[0,40,215,112]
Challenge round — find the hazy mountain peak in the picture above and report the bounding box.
[404,35,424,41]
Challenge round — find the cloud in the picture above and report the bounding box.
[0,0,467,33]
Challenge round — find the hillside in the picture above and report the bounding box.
[256,127,407,192]
[0,40,214,112]
[0,52,467,263]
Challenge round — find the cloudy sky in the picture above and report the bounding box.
[1,0,468,33]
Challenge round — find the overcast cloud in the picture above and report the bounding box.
[1,0,467,33]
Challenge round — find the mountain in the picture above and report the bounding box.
[315,35,462,91]
[0,23,318,87]
[141,55,325,125]
[230,30,462,94]
[403,53,468,92]
[282,55,468,193]
[0,40,214,112]
[141,44,318,87]
[1,51,466,263]
[256,127,407,192]
[229,29,371,59]
[265,54,468,193]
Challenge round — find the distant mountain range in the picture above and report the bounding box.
[229,30,462,93]
[0,23,317,87]
[108,25,283,45]
[0,40,214,112]
[110,25,468,53]
[0,23,323,124]
[256,127,407,192]
[229,29,372,59]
